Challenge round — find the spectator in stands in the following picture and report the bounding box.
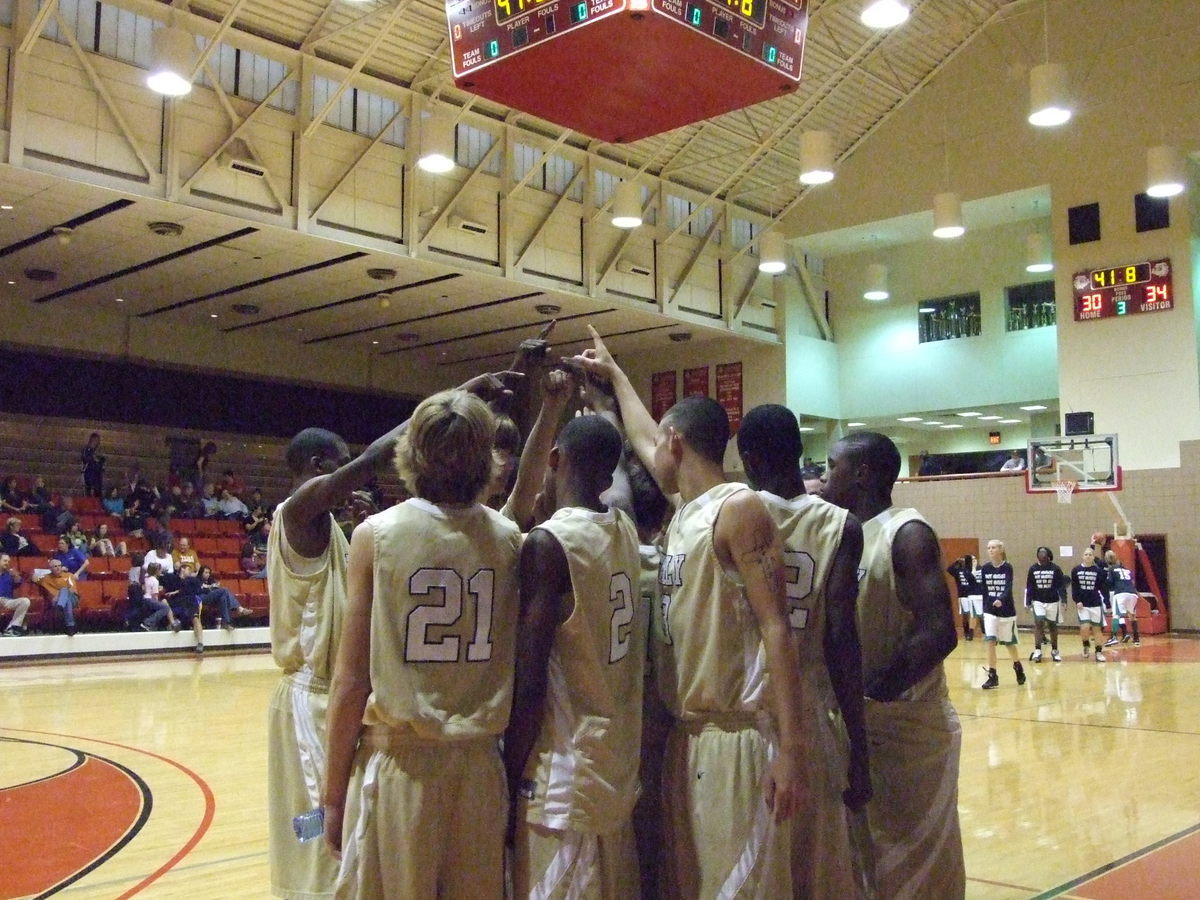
[197,564,252,629]
[216,487,248,521]
[139,561,178,631]
[918,450,942,476]
[123,478,157,536]
[244,489,271,534]
[242,520,269,578]
[173,535,201,572]
[193,441,218,491]
[143,533,175,576]
[800,463,825,495]
[177,482,205,519]
[165,562,206,653]
[53,536,90,580]
[102,485,125,517]
[33,558,80,636]
[81,432,106,498]
[128,551,144,587]
[1,477,31,513]
[2,517,37,557]
[159,484,185,520]
[1,553,31,636]
[28,476,53,515]
[999,450,1026,472]
[42,494,77,535]
[90,522,126,557]
[221,468,246,498]
[200,483,220,518]
[64,522,89,554]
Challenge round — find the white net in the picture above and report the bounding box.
[1054,480,1077,504]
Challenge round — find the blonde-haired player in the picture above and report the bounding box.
[324,389,522,898]
[505,413,645,898]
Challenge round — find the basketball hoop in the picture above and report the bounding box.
[1054,480,1077,504]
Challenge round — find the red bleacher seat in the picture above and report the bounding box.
[194,537,219,555]
[17,513,40,531]
[108,557,132,575]
[86,557,110,576]
[76,580,105,615]
[216,519,242,535]
[174,519,197,534]
[32,534,59,553]
[217,537,242,557]
[213,557,240,577]
[238,578,269,615]
[17,556,50,575]
[75,497,103,514]
[78,514,100,531]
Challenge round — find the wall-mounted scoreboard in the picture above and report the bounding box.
[1072,258,1173,321]
[446,0,809,142]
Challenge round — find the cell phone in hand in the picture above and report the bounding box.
[293,807,324,843]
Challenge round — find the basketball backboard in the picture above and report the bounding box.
[1026,433,1121,493]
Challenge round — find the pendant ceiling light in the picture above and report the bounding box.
[147,24,196,97]
[758,230,787,274]
[860,0,909,29]
[1146,145,1186,198]
[932,192,965,239]
[863,263,889,301]
[417,106,456,174]
[1025,232,1053,273]
[798,131,835,185]
[611,181,643,229]
[1028,62,1072,127]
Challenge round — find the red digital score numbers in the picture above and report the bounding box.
[1073,258,1172,321]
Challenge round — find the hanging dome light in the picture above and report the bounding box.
[932,192,965,239]
[860,0,909,29]
[611,181,643,229]
[147,25,196,97]
[863,263,889,300]
[758,230,787,274]
[1028,63,1072,127]
[798,131,835,185]
[417,106,456,174]
[1025,232,1053,273]
[1146,145,1186,198]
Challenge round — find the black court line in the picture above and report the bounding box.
[0,736,85,788]
[380,308,613,355]
[65,850,267,893]
[959,710,1200,738]
[1030,819,1200,899]
[309,289,545,345]
[139,250,369,317]
[3,735,154,899]
[225,272,462,333]
[0,199,135,258]
[34,226,259,304]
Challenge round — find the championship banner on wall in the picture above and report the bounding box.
[651,370,678,421]
[716,362,743,433]
[683,366,710,398]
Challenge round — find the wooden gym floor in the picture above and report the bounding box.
[2,635,1199,899]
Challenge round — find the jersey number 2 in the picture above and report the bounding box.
[405,568,495,663]
[784,549,815,630]
[609,572,635,663]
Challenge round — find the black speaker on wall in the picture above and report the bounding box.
[1134,192,1170,232]
[1064,411,1095,436]
[1068,203,1101,245]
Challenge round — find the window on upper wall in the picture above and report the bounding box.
[1005,281,1056,331]
[917,292,981,343]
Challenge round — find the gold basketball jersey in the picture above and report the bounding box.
[267,498,349,681]
[362,497,522,739]
[757,491,847,711]
[858,507,948,702]
[652,482,768,720]
[521,506,645,834]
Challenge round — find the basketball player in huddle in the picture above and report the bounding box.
[820,431,965,900]
[505,414,645,898]
[736,404,872,898]
[324,389,522,898]
[1025,547,1066,663]
[574,326,805,898]
[1070,547,1109,661]
[979,540,1026,690]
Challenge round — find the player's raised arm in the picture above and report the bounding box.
[503,368,574,531]
[866,520,958,701]
[716,490,805,822]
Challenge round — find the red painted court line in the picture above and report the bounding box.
[1068,829,1200,900]
[9,728,216,898]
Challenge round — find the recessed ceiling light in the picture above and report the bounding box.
[956,411,982,417]
[371,340,379,345]
[1020,404,1047,411]
[918,306,936,314]
[847,422,866,427]
[798,426,815,433]
[924,421,944,426]
[115,297,124,302]
[978,415,1002,421]
[5,280,14,285]
[940,424,963,429]
[898,416,922,422]
[0,204,12,210]
[999,418,1022,424]
[209,313,219,318]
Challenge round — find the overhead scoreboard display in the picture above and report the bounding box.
[446,0,809,142]
[1072,258,1173,321]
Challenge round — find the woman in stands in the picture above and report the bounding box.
[0,477,30,513]
[196,564,253,629]
[102,485,125,517]
[1,517,37,557]
[29,476,53,515]
[90,522,127,557]
[53,536,90,580]
[139,562,179,631]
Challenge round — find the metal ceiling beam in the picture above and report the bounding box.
[190,0,252,80]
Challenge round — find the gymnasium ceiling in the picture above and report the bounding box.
[2,0,1034,370]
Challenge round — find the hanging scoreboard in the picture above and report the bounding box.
[1072,258,1173,321]
[446,0,809,142]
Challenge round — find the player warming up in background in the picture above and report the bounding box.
[324,389,522,898]
[979,540,1025,690]
[820,431,964,900]
[1026,547,1066,663]
[1071,548,1109,662]
[735,404,872,898]
[1105,550,1141,647]
[504,414,645,899]
[946,554,982,642]
[574,326,805,899]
